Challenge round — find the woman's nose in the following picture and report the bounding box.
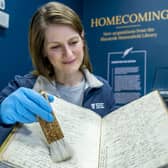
[63,45,73,57]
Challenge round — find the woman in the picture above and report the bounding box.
[0,1,115,124]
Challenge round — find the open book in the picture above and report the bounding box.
[1,90,168,168]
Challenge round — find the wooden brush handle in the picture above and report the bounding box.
[38,91,64,144]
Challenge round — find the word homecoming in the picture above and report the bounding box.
[90,9,168,27]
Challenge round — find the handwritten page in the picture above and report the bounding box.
[51,98,101,168]
[1,97,101,168]
[100,90,168,168]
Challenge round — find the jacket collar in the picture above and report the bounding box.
[33,68,103,95]
[82,68,103,88]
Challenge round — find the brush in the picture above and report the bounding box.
[38,91,72,162]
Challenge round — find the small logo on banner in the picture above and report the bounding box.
[122,47,134,58]
[91,103,104,110]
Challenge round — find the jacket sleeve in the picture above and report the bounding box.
[0,74,36,104]
[0,74,36,128]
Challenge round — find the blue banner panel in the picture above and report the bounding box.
[83,0,168,107]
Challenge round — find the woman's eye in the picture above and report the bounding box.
[70,41,78,45]
[51,46,60,49]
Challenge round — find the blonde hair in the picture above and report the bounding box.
[29,1,92,80]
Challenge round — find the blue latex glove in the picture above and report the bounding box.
[0,87,54,124]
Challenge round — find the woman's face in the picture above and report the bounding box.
[44,24,84,75]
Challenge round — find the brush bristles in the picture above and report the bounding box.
[49,139,72,162]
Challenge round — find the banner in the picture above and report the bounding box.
[83,0,168,107]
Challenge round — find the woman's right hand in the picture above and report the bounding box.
[0,87,54,124]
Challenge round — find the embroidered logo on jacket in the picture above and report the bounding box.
[91,103,104,110]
